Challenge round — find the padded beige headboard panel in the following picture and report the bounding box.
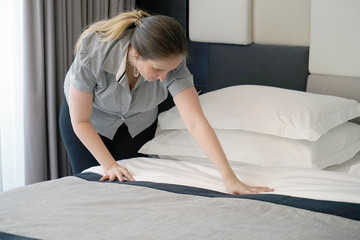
[188,0,252,44]
[253,0,311,46]
[307,74,360,124]
[309,0,360,78]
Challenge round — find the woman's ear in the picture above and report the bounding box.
[132,48,141,60]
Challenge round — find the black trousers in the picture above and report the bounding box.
[59,98,157,174]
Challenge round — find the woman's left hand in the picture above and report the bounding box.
[99,162,135,182]
[224,176,274,195]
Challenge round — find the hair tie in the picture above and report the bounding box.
[135,17,143,27]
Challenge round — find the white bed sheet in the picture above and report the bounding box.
[84,156,360,204]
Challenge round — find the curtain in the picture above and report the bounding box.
[22,0,135,185]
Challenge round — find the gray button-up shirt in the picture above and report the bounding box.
[64,30,194,139]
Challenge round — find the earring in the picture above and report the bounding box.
[133,67,139,77]
[133,59,139,77]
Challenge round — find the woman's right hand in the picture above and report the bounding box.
[99,162,135,182]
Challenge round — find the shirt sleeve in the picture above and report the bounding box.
[165,58,194,96]
[69,42,97,93]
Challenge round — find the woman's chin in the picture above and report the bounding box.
[146,78,158,82]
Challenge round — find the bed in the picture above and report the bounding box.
[1,153,360,240]
[2,86,360,240]
[1,0,360,239]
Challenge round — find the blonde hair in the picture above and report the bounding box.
[74,10,150,54]
[74,10,187,60]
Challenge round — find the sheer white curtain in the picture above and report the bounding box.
[0,0,24,192]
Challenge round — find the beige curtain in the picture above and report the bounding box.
[22,0,135,185]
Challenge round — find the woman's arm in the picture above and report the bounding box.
[68,84,134,182]
[173,87,272,194]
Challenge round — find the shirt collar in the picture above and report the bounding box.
[100,30,131,77]
[100,30,146,91]
[116,48,128,83]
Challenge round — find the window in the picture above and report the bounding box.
[0,0,24,192]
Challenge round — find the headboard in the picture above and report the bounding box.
[187,0,311,93]
[187,42,309,93]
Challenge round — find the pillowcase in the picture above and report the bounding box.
[139,122,360,169]
[158,85,360,141]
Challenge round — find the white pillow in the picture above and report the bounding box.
[158,85,360,141]
[139,122,360,169]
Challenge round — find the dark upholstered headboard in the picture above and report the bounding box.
[187,42,309,93]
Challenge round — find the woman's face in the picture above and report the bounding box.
[136,55,184,82]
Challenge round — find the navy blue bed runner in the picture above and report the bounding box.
[0,232,39,240]
[77,172,360,221]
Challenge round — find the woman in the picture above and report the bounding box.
[59,10,272,195]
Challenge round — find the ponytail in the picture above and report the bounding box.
[74,9,187,61]
[74,10,150,55]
